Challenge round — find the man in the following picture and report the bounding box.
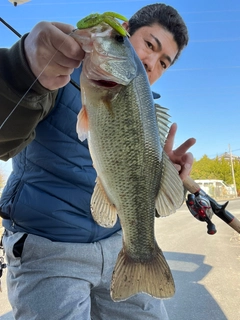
[0,3,195,320]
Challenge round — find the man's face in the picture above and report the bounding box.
[124,23,179,85]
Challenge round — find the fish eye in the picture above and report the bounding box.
[115,34,124,43]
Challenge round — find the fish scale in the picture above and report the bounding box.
[75,23,184,301]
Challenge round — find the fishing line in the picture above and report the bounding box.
[0,21,80,130]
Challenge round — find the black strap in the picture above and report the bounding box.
[0,210,10,220]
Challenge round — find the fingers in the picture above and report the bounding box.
[163,122,196,181]
[164,123,177,154]
[179,152,194,180]
[174,139,196,180]
[172,152,194,180]
[51,22,85,61]
[173,137,196,157]
[24,21,85,90]
[51,21,75,36]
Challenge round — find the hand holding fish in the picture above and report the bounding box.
[164,122,196,180]
[24,22,85,90]
[23,12,128,92]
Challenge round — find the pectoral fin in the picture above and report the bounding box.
[91,177,118,228]
[76,105,89,142]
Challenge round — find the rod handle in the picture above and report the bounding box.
[183,176,201,194]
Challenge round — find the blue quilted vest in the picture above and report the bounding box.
[1,68,121,242]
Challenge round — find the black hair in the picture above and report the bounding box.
[128,3,189,64]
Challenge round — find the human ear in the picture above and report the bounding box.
[122,21,129,32]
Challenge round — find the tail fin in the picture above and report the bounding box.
[110,244,175,302]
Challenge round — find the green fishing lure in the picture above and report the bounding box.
[77,11,129,37]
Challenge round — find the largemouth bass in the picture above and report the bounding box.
[73,24,184,302]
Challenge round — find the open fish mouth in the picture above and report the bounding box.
[91,79,119,88]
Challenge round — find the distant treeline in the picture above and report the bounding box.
[191,155,240,194]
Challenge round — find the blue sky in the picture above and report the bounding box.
[0,0,240,176]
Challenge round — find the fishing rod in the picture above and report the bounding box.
[184,176,240,235]
[0,17,21,37]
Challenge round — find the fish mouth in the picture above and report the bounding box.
[91,79,119,88]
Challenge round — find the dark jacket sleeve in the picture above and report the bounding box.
[0,34,58,161]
